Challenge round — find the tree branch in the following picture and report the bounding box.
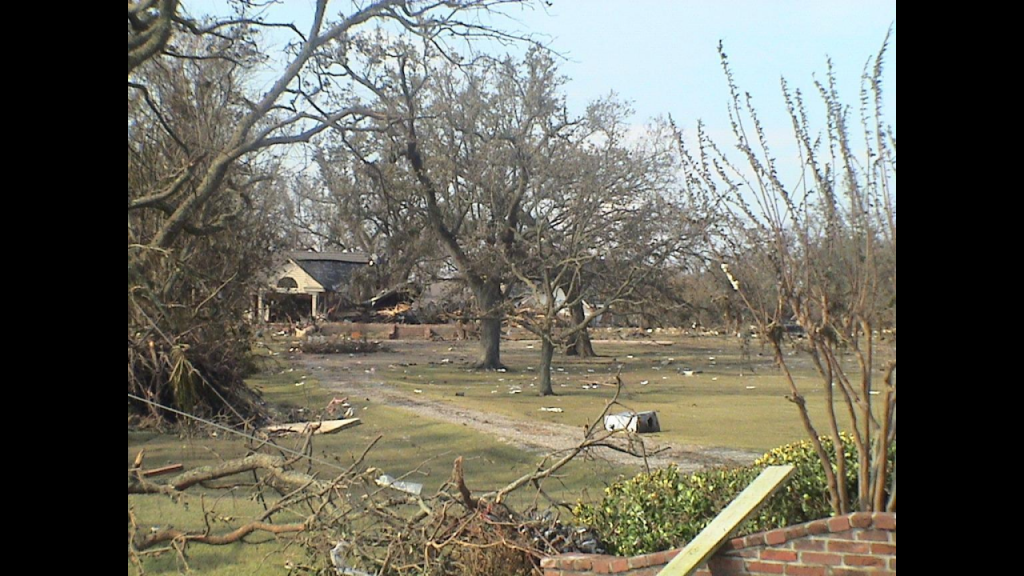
[136,522,306,551]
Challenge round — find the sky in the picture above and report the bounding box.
[185,0,896,171]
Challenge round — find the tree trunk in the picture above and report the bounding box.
[566,301,597,358]
[539,338,556,396]
[474,281,504,370]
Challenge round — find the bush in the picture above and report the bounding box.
[574,436,896,557]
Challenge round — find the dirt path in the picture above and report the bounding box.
[298,346,759,473]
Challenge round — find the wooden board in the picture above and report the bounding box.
[658,466,795,576]
[142,464,184,478]
[263,418,362,436]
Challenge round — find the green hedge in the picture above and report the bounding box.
[573,436,895,557]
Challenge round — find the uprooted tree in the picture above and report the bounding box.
[128,0,544,419]
[680,39,896,513]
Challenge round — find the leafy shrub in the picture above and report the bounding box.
[574,436,896,556]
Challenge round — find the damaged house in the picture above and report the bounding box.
[257,252,372,322]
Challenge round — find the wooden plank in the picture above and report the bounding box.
[143,464,184,478]
[658,466,795,576]
[263,418,362,436]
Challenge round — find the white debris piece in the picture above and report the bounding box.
[605,412,661,434]
[375,475,424,496]
[331,543,374,576]
[540,407,565,413]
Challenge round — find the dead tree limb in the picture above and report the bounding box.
[128,454,331,495]
[136,522,306,551]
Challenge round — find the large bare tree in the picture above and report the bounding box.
[316,45,573,369]
[128,0,542,417]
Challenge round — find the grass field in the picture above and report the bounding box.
[128,355,627,576]
[327,334,885,452]
[129,331,889,575]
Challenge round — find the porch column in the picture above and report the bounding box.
[311,293,319,319]
[257,292,270,323]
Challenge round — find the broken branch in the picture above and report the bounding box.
[136,522,306,551]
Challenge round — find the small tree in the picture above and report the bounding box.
[681,39,896,513]
[505,110,689,396]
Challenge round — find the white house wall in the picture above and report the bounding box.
[271,260,326,294]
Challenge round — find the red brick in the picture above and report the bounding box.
[745,534,767,548]
[827,517,852,533]
[572,557,595,571]
[726,538,747,551]
[785,525,809,540]
[746,561,786,574]
[541,557,559,569]
[801,552,843,566]
[871,543,897,555]
[728,549,760,559]
[765,529,789,546]
[831,570,873,576]
[630,553,665,570]
[608,558,630,573]
[793,540,825,552]
[786,566,826,576]
[889,558,896,571]
[761,550,798,562]
[872,513,896,531]
[693,570,712,576]
[707,557,747,573]
[806,521,830,536]
[856,530,890,542]
[828,540,870,554]
[844,555,886,568]
[849,513,873,529]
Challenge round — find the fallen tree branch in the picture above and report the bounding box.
[128,453,330,495]
[136,522,306,551]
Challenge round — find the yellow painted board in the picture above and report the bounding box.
[263,418,362,436]
[658,466,796,576]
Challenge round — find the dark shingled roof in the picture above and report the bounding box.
[288,252,371,292]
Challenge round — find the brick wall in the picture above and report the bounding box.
[542,513,896,576]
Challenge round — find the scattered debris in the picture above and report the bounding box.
[640,380,651,386]
[746,386,758,390]
[605,411,662,434]
[375,475,424,496]
[332,543,375,576]
[539,407,565,414]
[455,392,466,398]
[326,397,351,417]
[263,419,362,436]
[414,390,424,394]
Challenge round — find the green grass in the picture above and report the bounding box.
[130,333,888,575]
[381,336,886,452]
[129,358,624,576]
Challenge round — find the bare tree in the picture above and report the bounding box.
[128,0,544,417]
[320,46,572,369]
[681,39,896,513]
[505,110,691,396]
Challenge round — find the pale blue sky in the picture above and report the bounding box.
[186,0,896,160]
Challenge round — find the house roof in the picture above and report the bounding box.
[286,251,372,292]
[287,251,372,265]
